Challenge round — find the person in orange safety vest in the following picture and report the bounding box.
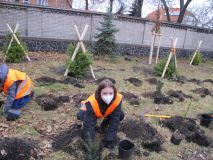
[0,64,33,121]
[77,79,124,149]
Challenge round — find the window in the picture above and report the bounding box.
[38,0,48,6]
[6,0,19,2]
[164,11,179,16]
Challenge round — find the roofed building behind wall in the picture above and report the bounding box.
[146,8,197,26]
[3,0,72,9]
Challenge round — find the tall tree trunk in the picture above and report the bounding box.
[161,0,171,22]
[85,0,89,10]
[110,0,114,13]
[180,0,184,9]
[177,0,192,23]
[137,0,144,17]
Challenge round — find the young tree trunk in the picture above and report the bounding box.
[177,0,192,23]
[161,0,171,22]
[85,0,89,10]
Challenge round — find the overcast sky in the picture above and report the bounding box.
[73,0,209,17]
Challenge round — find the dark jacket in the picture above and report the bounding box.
[83,98,122,142]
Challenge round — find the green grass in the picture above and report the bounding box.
[16,125,40,137]
[43,151,73,160]
[1,53,213,160]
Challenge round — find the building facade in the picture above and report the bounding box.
[146,8,197,26]
[2,0,72,9]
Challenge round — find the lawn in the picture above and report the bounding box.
[0,52,212,160]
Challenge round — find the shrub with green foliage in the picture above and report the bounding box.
[66,44,92,78]
[154,58,176,79]
[94,10,119,56]
[191,52,203,65]
[3,32,27,63]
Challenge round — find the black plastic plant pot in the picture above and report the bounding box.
[200,113,213,128]
[118,139,135,159]
[171,130,183,145]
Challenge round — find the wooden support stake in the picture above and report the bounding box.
[161,37,178,78]
[190,40,203,65]
[3,24,31,62]
[175,54,177,69]
[149,33,156,64]
[64,25,96,80]
[3,36,14,62]
[149,32,163,65]
[155,35,162,64]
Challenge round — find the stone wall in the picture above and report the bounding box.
[0,2,213,58]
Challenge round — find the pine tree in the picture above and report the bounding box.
[94,11,119,55]
[129,0,143,17]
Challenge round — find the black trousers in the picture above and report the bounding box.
[77,110,125,122]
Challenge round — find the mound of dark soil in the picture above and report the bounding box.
[35,76,59,85]
[162,117,211,146]
[35,76,85,88]
[54,96,70,103]
[52,123,83,151]
[120,118,164,152]
[125,78,142,87]
[35,94,70,111]
[143,91,173,104]
[120,92,140,106]
[188,78,202,85]
[154,93,173,104]
[203,79,213,84]
[72,93,90,108]
[0,138,37,160]
[63,77,85,88]
[146,78,158,85]
[191,88,211,97]
[52,124,85,159]
[142,91,157,98]
[96,77,116,84]
[167,90,193,102]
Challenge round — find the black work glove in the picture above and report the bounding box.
[103,140,115,149]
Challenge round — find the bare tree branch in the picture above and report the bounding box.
[161,0,170,22]
[190,0,213,28]
[110,0,114,12]
[177,0,192,23]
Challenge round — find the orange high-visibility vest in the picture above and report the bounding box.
[3,69,33,99]
[81,93,123,119]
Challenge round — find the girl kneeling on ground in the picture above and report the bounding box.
[77,79,124,149]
